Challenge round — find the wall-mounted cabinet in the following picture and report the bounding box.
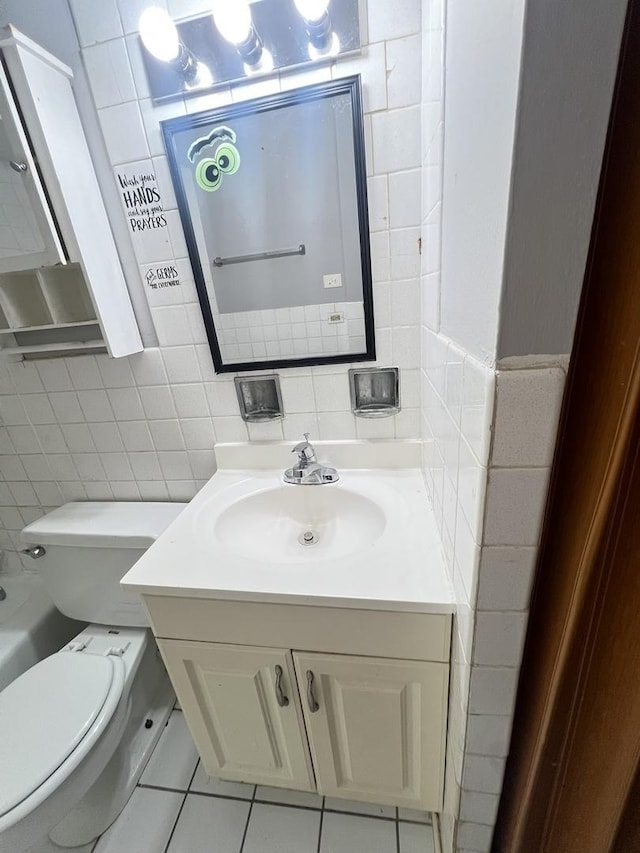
[0,26,142,359]
[0,59,65,273]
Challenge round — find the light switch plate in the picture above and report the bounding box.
[323,273,343,289]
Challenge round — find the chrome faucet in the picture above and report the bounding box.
[283,434,339,485]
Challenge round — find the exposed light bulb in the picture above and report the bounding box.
[212,0,253,45]
[186,62,215,90]
[244,47,273,76]
[308,31,339,59]
[294,0,330,23]
[139,7,180,62]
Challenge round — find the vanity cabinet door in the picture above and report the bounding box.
[293,652,448,810]
[158,639,315,790]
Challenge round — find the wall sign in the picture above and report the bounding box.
[116,167,167,233]
[144,263,181,292]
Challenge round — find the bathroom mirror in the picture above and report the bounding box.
[162,75,375,373]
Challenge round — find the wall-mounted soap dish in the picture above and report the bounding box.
[234,375,284,422]
[349,367,400,418]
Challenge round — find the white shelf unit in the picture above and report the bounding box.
[0,340,105,357]
[0,264,106,357]
[0,271,53,328]
[0,26,143,360]
[37,265,97,324]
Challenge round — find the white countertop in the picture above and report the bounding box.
[121,462,454,615]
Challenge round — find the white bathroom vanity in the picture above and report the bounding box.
[121,440,454,813]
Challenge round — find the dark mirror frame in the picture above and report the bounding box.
[161,75,375,374]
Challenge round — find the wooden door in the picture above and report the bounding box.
[293,651,448,810]
[494,0,640,848]
[158,639,314,790]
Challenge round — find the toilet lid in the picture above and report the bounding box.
[0,652,119,818]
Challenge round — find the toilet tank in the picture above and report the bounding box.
[21,502,186,627]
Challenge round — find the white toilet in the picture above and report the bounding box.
[0,501,185,853]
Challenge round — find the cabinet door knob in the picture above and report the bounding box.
[306,670,319,713]
[274,664,289,707]
[9,161,28,173]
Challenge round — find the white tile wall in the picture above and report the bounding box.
[422,343,491,853]
[483,467,551,547]
[458,791,499,827]
[0,2,425,566]
[428,356,567,853]
[491,368,565,466]
[416,10,568,846]
[216,302,366,363]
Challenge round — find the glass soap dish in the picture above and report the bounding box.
[234,375,284,422]
[349,367,400,418]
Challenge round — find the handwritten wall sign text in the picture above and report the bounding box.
[144,265,181,291]
[116,169,167,232]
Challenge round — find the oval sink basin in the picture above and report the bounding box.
[213,485,386,564]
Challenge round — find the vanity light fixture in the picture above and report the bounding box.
[211,0,265,69]
[138,0,361,103]
[139,7,199,84]
[293,0,338,57]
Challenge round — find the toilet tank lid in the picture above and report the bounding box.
[21,502,187,548]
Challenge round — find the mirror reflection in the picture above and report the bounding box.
[162,76,375,373]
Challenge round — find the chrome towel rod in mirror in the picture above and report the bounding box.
[213,243,306,267]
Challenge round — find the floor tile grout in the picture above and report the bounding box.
[95,705,433,851]
[136,766,432,826]
[161,791,188,853]
[316,806,325,853]
[323,806,398,822]
[138,781,251,802]
[238,799,254,853]
[161,760,200,853]
[253,798,324,812]
[187,760,200,790]
[137,779,421,825]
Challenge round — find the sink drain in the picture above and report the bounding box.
[298,529,319,546]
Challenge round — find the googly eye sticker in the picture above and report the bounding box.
[215,142,240,175]
[190,126,241,192]
[187,125,236,162]
[195,157,222,191]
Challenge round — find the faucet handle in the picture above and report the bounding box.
[292,433,315,461]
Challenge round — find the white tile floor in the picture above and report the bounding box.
[57,708,436,853]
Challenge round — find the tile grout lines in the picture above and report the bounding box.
[124,719,431,853]
[137,779,431,824]
[316,806,325,853]
[105,775,432,852]
[237,789,255,853]
[161,759,200,853]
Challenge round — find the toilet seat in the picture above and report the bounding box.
[0,650,125,821]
